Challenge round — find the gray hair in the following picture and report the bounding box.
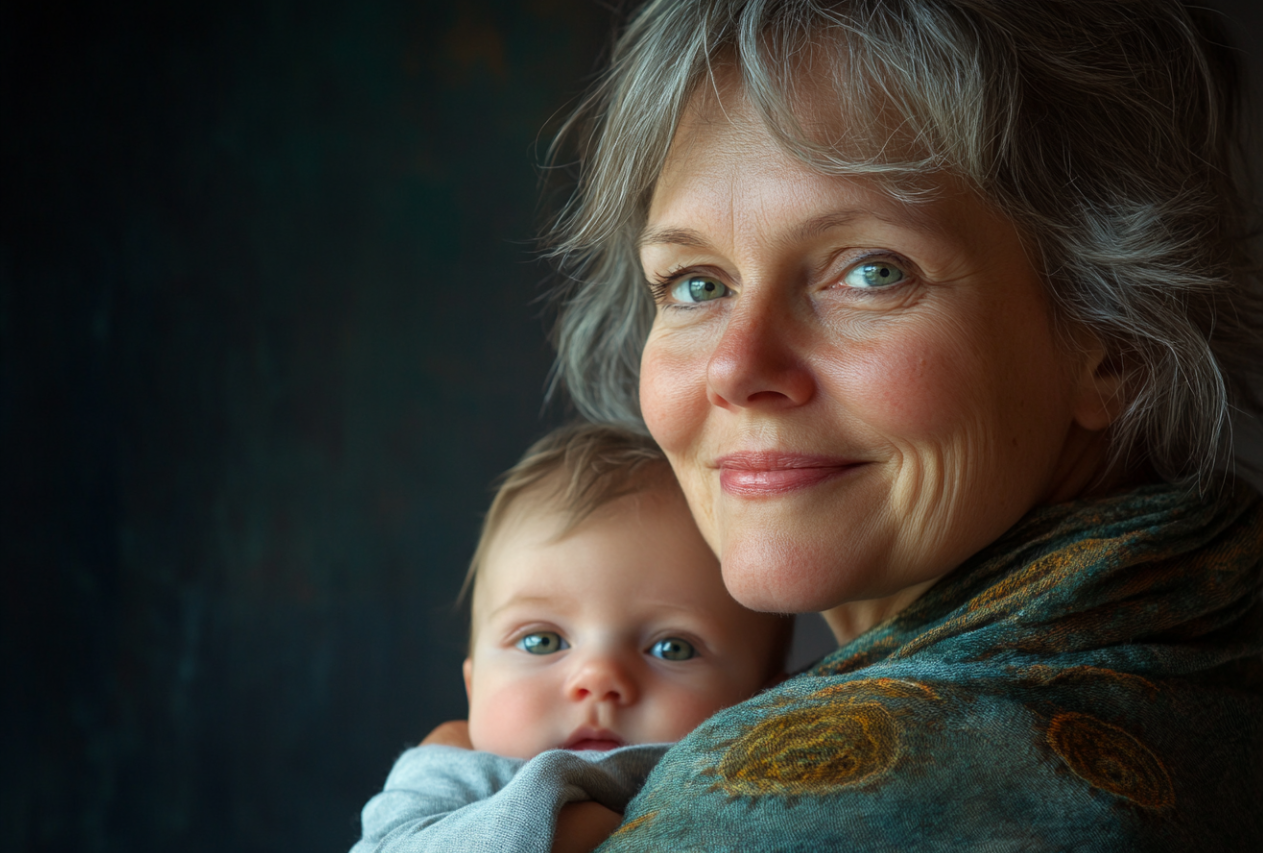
[545,0,1263,488]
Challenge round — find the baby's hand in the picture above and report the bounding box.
[552,802,622,853]
[420,720,472,749]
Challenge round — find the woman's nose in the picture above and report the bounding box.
[706,294,815,410]
[565,653,639,706]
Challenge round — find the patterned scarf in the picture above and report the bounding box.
[600,482,1263,851]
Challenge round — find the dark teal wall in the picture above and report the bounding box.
[2,2,612,851]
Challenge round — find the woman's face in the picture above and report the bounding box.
[638,89,1117,625]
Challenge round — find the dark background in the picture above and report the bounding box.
[3,2,1261,852]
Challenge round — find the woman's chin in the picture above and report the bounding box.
[719,540,861,614]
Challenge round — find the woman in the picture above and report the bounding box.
[542,0,1263,849]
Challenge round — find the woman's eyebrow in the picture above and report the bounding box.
[638,210,907,251]
[637,226,712,250]
[788,211,864,242]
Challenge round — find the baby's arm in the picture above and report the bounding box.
[419,723,622,853]
[350,745,523,853]
[350,743,664,853]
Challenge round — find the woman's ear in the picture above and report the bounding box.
[462,658,474,703]
[1069,330,1127,432]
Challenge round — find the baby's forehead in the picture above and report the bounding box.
[472,488,729,615]
[494,477,691,550]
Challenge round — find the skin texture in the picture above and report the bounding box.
[638,81,1124,642]
[463,483,785,760]
[550,803,625,853]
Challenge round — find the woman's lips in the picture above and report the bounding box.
[716,453,862,496]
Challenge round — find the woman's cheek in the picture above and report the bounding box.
[639,333,710,455]
[817,329,976,445]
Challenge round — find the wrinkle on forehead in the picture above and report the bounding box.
[647,53,952,235]
[646,107,971,258]
[642,60,1030,281]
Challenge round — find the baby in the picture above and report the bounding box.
[352,423,791,853]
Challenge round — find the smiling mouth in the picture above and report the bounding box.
[716,453,863,496]
[563,728,625,751]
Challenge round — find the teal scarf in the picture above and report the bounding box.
[600,482,1263,851]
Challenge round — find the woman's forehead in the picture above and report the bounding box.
[668,53,930,171]
[646,111,998,263]
[650,74,947,219]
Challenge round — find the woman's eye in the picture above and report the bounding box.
[517,632,568,655]
[842,261,907,289]
[669,276,731,303]
[649,638,696,661]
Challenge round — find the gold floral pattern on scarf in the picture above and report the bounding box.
[713,704,902,795]
[1046,712,1174,809]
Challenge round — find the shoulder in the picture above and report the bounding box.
[604,668,1262,851]
[600,483,1263,851]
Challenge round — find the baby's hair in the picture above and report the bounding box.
[460,421,674,605]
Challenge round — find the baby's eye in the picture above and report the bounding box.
[517,631,568,655]
[649,638,696,661]
[669,276,731,303]
[841,260,907,289]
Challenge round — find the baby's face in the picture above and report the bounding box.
[464,484,784,759]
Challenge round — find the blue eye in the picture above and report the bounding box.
[517,632,568,655]
[669,276,730,303]
[842,261,906,289]
[650,638,696,661]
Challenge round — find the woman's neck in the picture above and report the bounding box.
[820,576,941,646]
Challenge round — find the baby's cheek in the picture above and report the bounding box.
[468,679,554,760]
[644,683,744,743]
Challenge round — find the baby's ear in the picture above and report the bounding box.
[462,658,474,703]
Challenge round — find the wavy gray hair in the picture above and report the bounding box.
[546,0,1263,487]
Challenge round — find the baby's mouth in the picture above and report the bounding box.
[563,727,625,751]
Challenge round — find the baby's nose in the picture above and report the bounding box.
[566,653,639,705]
